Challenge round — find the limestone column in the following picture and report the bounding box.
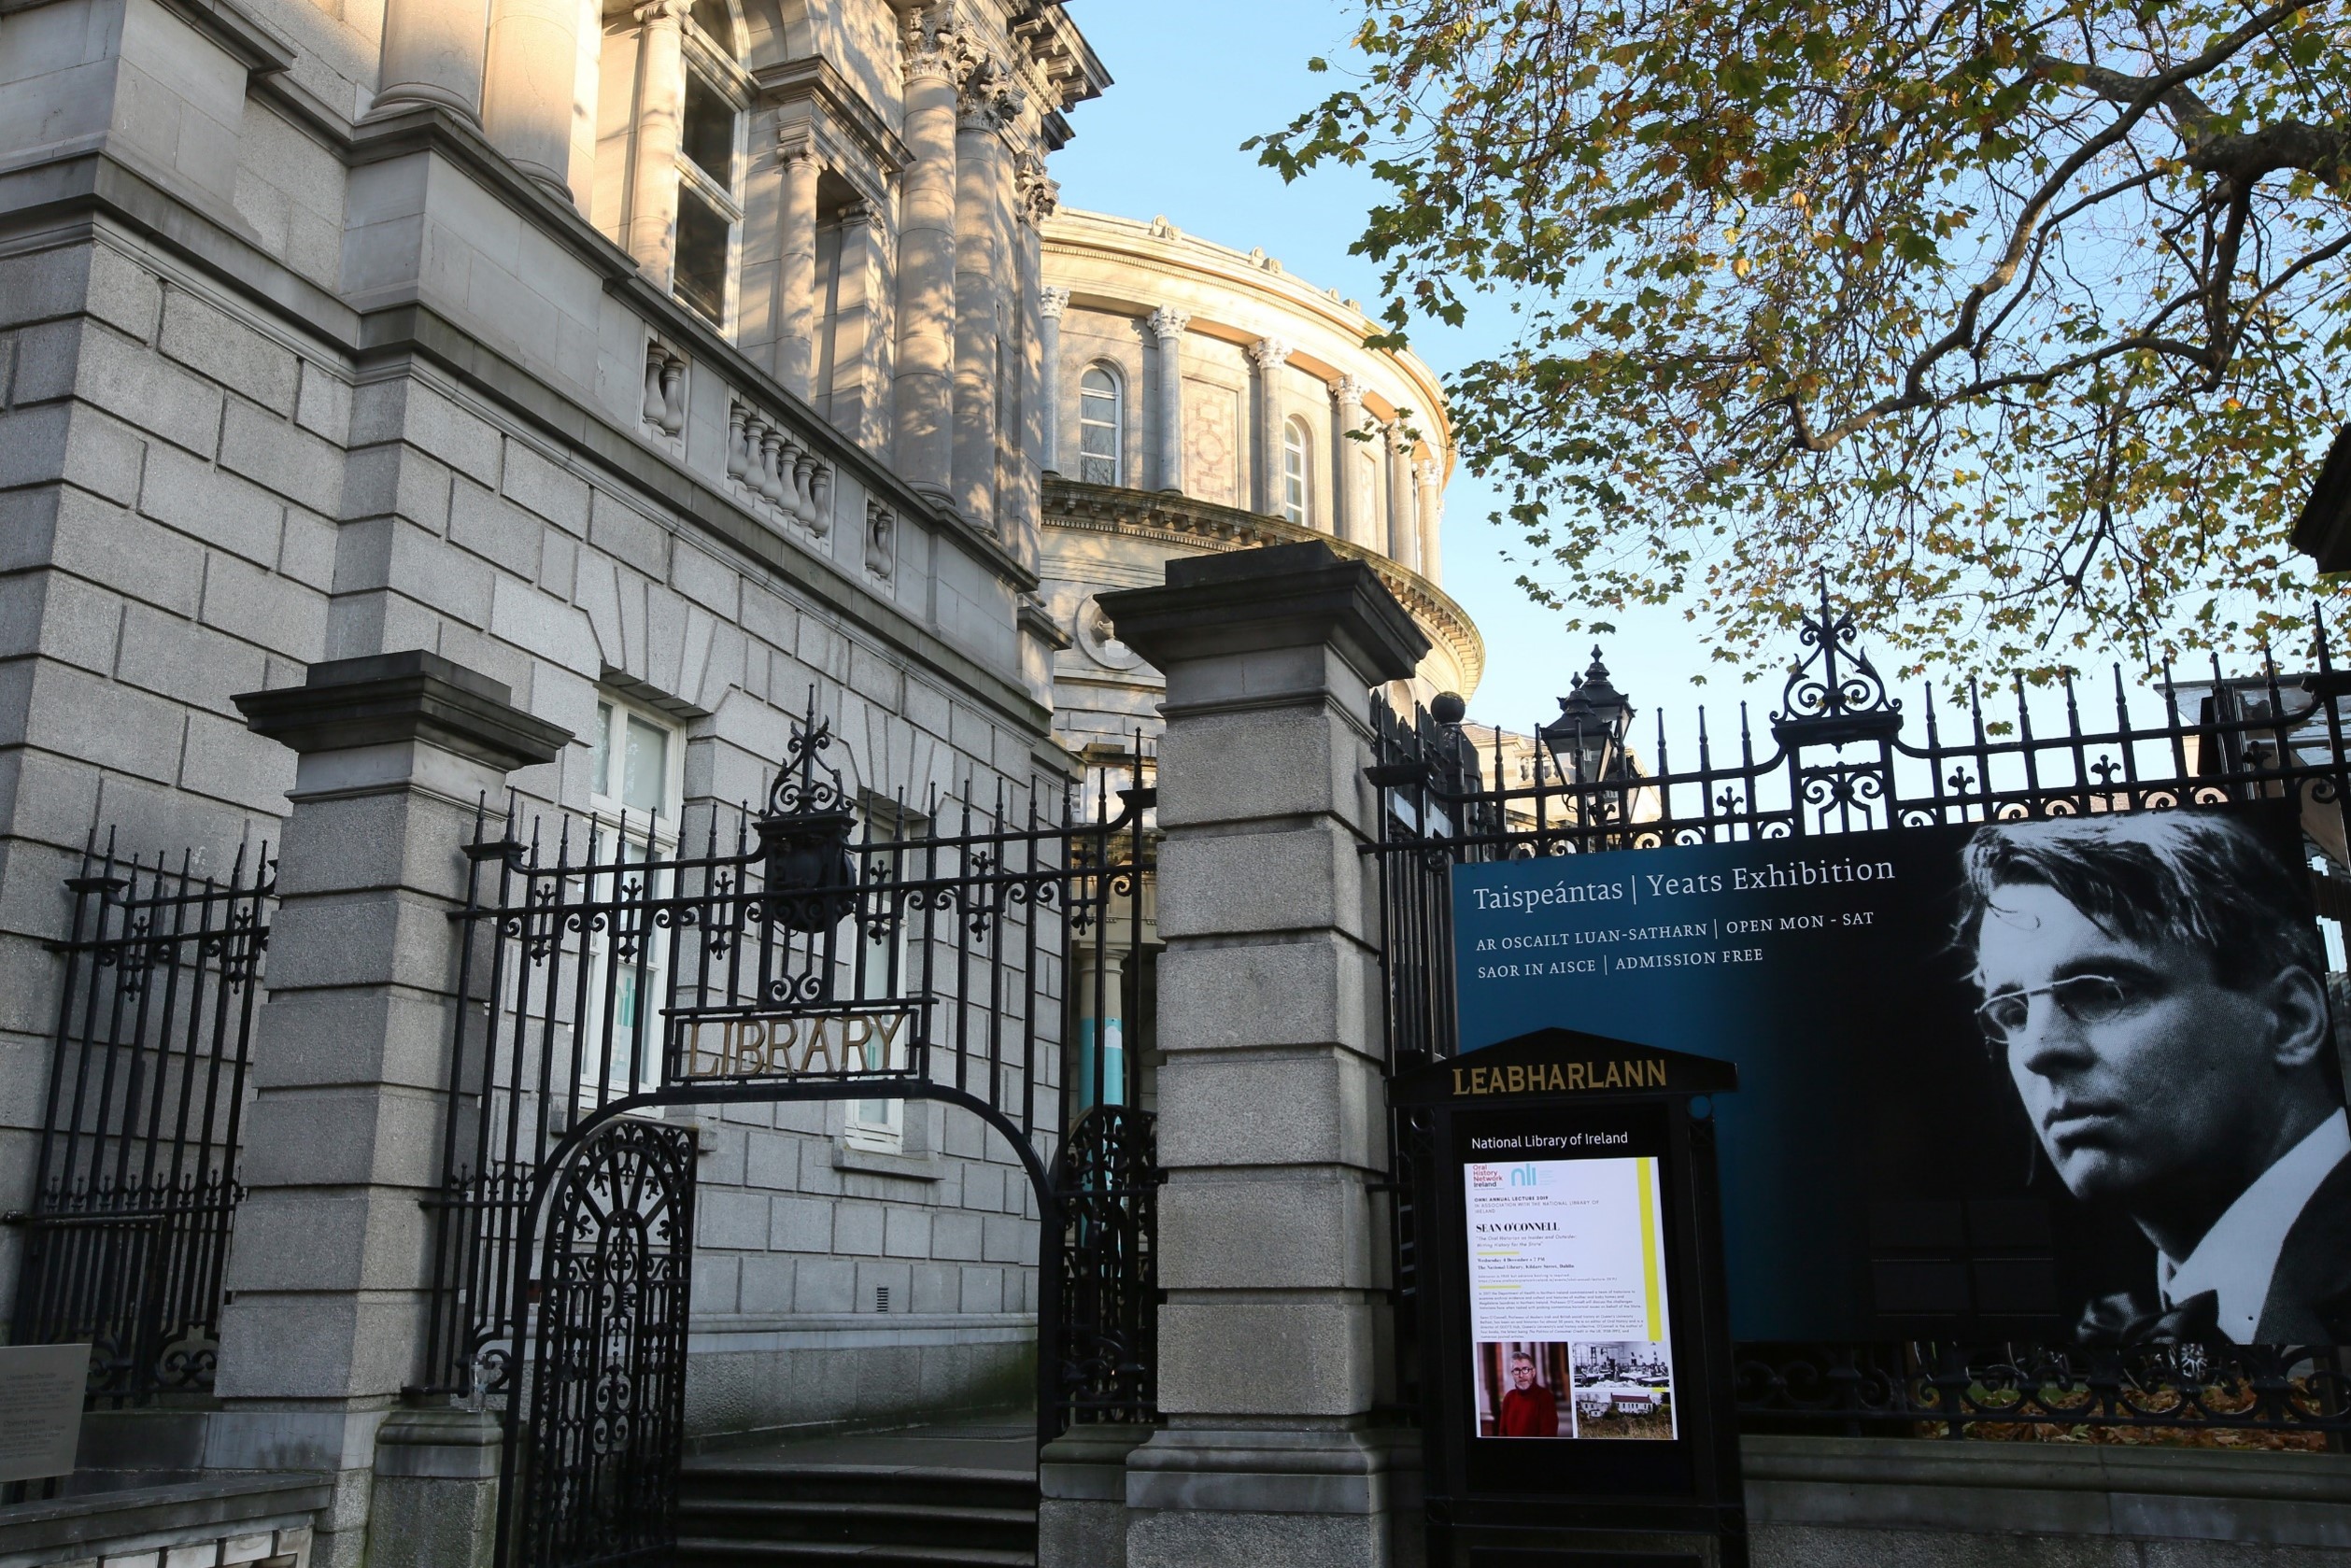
[1331,375,1372,548]
[372,0,491,121]
[1414,458,1443,586]
[893,18,961,501]
[1039,286,1070,473]
[996,141,1036,557]
[1098,542,1429,1568]
[1246,337,1290,516]
[624,0,687,288]
[481,0,579,197]
[951,66,1013,530]
[1072,943,1128,1111]
[1007,157,1055,572]
[1150,307,1189,493]
[774,129,822,398]
[825,201,892,451]
[1385,427,1417,570]
[215,653,568,1568]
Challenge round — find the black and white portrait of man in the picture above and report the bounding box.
[1958,812,2350,1344]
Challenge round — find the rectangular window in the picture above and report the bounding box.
[845,804,921,1151]
[582,695,683,1100]
[682,73,734,186]
[674,187,731,326]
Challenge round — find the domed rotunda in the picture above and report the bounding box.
[1035,210,1480,757]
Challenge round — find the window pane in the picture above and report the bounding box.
[1079,370,1119,486]
[593,701,614,798]
[682,74,734,186]
[1283,423,1310,524]
[674,190,730,324]
[689,0,732,51]
[615,965,642,1031]
[623,714,668,815]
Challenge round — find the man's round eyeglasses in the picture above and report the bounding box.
[1976,974,2152,1046]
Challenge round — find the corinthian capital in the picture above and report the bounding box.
[956,56,1027,131]
[1332,374,1368,409]
[1039,286,1071,321]
[1016,151,1059,223]
[903,5,972,83]
[1246,337,1291,372]
[1147,307,1191,343]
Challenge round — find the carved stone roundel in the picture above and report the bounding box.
[1074,596,1141,671]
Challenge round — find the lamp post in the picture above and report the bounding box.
[1538,648,1635,826]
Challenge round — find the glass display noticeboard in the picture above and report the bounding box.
[1464,1144,1677,1446]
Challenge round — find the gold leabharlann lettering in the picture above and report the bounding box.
[1449,1057,1666,1096]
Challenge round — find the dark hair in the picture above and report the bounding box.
[1956,812,2322,989]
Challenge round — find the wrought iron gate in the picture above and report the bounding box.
[1051,1104,1163,1427]
[515,1118,698,1568]
[9,837,272,1406]
[1367,588,2351,1441]
[422,705,1158,1568]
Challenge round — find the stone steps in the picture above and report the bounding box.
[675,1458,1038,1568]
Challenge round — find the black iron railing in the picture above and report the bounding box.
[1367,586,2351,1440]
[1736,1341,2350,1440]
[10,838,272,1406]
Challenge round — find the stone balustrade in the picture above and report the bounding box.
[726,396,835,538]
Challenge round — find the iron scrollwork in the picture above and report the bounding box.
[758,701,859,936]
[1051,1105,1163,1434]
[514,1119,698,1568]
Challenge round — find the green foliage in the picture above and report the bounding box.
[1251,0,2351,682]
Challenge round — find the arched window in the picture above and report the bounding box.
[1282,416,1312,527]
[1079,365,1122,486]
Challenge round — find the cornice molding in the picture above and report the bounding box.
[752,57,912,190]
[1041,477,1484,697]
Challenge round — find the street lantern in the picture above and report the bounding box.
[1539,647,1634,784]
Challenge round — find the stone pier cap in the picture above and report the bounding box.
[1098,541,1429,695]
[234,649,572,770]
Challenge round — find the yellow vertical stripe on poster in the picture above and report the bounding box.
[1636,1157,1662,1342]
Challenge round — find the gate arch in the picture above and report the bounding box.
[420,706,1158,1568]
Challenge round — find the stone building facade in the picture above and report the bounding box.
[1036,208,1479,757]
[0,0,1474,1558]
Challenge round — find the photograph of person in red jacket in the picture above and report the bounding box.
[1474,1342,1570,1438]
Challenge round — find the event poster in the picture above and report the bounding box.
[1466,1154,1676,1441]
[1450,801,2348,1346]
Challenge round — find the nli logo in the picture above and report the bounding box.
[674,1007,922,1082]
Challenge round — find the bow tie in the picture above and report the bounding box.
[2078,1287,2220,1344]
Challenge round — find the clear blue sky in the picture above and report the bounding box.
[1052,0,1772,740]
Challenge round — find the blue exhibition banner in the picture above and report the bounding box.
[1449,800,2341,1344]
